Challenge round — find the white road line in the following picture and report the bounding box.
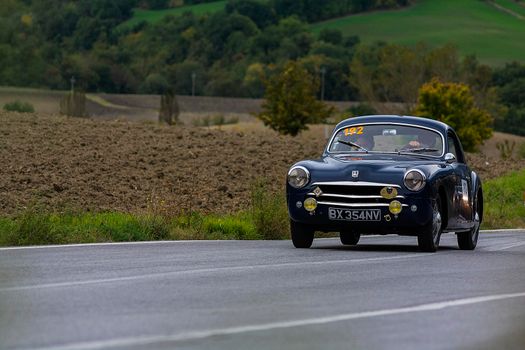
[24,291,525,350]
[485,241,525,252]
[0,253,425,292]
[0,240,219,251]
[480,229,525,234]
[1,230,522,251]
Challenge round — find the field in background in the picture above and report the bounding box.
[120,1,227,28]
[310,0,525,65]
[0,86,364,123]
[1,111,524,216]
[0,111,523,246]
[119,0,525,65]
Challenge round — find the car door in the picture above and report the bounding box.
[446,131,472,230]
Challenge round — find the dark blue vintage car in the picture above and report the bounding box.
[286,115,483,252]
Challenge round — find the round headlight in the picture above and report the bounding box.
[287,166,310,189]
[404,169,426,191]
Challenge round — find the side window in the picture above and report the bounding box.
[447,131,464,163]
[447,134,457,158]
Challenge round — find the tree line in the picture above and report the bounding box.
[0,0,524,136]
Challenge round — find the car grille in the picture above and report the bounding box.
[308,181,406,208]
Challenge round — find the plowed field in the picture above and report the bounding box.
[1,112,523,215]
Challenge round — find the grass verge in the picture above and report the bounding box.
[1,171,522,246]
[481,168,525,229]
[0,181,290,246]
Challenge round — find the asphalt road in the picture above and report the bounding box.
[1,231,525,350]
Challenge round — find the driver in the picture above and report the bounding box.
[404,131,436,149]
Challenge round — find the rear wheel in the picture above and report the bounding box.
[418,197,443,252]
[457,191,481,250]
[340,231,360,245]
[290,220,314,248]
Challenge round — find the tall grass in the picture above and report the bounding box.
[0,181,290,246]
[251,179,289,240]
[481,169,525,229]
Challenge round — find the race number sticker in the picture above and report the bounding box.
[344,126,364,136]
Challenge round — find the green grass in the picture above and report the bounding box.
[1,170,522,246]
[310,0,525,66]
[481,169,525,229]
[0,181,290,246]
[0,211,266,246]
[3,100,35,113]
[493,0,525,17]
[121,1,227,28]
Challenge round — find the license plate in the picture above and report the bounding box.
[328,208,381,221]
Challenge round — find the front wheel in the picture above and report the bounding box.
[417,197,443,252]
[290,220,314,248]
[457,191,482,250]
[340,231,360,245]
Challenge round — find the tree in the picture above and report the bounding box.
[413,78,493,151]
[257,61,334,136]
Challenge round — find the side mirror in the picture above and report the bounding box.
[444,153,456,163]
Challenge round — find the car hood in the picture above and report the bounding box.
[293,154,444,185]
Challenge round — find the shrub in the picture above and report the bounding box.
[60,91,87,118]
[3,100,35,113]
[496,140,516,160]
[6,210,63,246]
[159,91,180,125]
[413,78,493,151]
[192,115,239,127]
[250,180,289,240]
[257,61,334,136]
[519,142,525,159]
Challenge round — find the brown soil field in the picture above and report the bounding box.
[1,111,524,216]
[1,86,405,123]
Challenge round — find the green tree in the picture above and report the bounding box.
[257,61,334,136]
[413,78,493,151]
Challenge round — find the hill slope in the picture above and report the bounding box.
[121,1,227,28]
[310,0,525,65]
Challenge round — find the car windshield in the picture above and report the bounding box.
[328,124,444,156]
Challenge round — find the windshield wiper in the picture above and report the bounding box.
[336,140,368,152]
[401,148,439,153]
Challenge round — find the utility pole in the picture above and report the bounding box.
[320,67,326,101]
[70,76,76,93]
[191,72,196,97]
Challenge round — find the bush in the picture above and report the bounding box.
[192,115,239,127]
[5,210,64,246]
[257,61,335,136]
[3,100,35,113]
[413,78,493,151]
[250,180,289,240]
[496,140,516,160]
[482,169,525,229]
[519,142,525,159]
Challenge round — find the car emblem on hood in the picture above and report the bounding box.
[352,170,359,178]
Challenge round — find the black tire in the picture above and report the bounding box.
[290,220,314,248]
[340,231,360,245]
[418,197,443,252]
[457,191,482,250]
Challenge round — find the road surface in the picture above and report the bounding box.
[1,231,525,350]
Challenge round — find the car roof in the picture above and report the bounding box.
[335,115,450,134]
